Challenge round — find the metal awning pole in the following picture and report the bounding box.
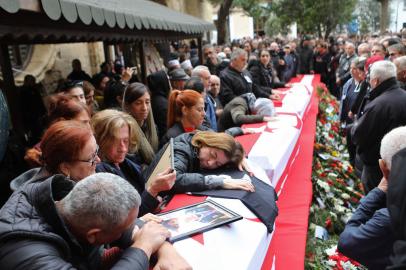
[198,36,203,65]
[138,41,147,84]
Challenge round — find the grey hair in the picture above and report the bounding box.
[60,173,141,231]
[388,43,406,55]
[230,48,247,61]
[192,65,210,77]
[394,56,406,72]
[345,42,355,49]
[370,60,396,82]
[351,56,367,70]
[380,126,406,169]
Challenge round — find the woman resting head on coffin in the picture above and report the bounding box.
[147,130,254,194]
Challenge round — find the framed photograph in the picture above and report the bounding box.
[158,199,242,242]
[146,138,174,187]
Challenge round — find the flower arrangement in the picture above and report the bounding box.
[305,84,366,270]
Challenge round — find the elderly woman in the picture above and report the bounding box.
[9,120,192,270]
[122,82,159,165]
[12,120,99,190]
[93,109,176,216]
[149,131,254,194]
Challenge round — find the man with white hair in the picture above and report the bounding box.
[219,48,273,106]
[352,60,406,192]
[357,43,371,58]
[0,173,191,269]
[338,126,406,270]
[192,65,217,131]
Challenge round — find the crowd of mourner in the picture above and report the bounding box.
[2,31,406,269]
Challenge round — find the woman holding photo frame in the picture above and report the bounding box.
[149,131,254,194]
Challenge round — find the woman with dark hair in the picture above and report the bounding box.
[148,131,254,194]
[93,109,175,216]
[160,90,207,147]
[248,49,285,100]
[103,80,126,109]
[123,82,159,165]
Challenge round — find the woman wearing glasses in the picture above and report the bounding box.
[11,120,99,190]
[93,109,175,216]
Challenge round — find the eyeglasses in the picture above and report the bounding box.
[75,145,99,166]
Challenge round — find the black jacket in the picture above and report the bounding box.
[352,78,406,165]
[313,51,331,84]
[147,70,171,140]
[96,158,159,216]
[352,78,406,187]
[219,66,270,106]
[145,133,225,194]
[387,148,406,269]
[248,60,284,92]
[0,175,148,270]
[297,45,314,74]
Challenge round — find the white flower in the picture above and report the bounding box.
[326,259,337,266]
[340,260,357,270]
[325,245,337,256]
[317,180,331,192]
[341,193,350,200]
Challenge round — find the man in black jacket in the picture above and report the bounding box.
[0,173,190,270]
[219,48,272,106]
[352,60,406,192]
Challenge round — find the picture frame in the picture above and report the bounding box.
[146,138,174,187]
[158,199,242,242]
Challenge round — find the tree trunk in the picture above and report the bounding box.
[216,0,234,45]
[379,0,389,33]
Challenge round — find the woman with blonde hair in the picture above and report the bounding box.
[93,109,175,216]
[122,82,159,165]
[148,130,254,194]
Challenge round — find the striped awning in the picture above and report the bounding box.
[0,0,214,36]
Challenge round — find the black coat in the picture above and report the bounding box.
[96,158,159,216]
[387,148,406,269]
[147,70,171,140]
[145,133,224,194]
[248,60,284,92]
[297,45,314,74]
[352,78,406,189]
[219,66,269,106]
[0,175,148,270]
[313,51,331,84]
